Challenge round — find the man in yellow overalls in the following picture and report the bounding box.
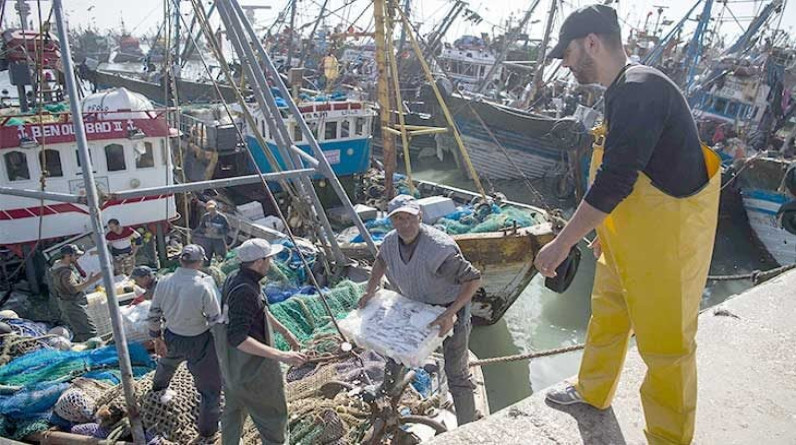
[533,5,721,445]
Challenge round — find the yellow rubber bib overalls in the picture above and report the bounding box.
[576,123,721,444]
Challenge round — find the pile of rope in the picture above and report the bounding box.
[0,317,52,365]
[93,365,200,444]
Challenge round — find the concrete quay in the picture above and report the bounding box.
[432,270,796,445]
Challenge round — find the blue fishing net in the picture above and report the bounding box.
[0,343,154,387]
[0,344,155,439]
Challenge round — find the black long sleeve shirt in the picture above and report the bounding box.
[223,267,269,347]
[584,65,709,214]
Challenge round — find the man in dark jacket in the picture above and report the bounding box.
[214,238,306,445]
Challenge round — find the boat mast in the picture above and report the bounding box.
[683,0,714,91]
[373,0,397,198]
[477,0,543,95]
[286,0,298,68]
[528,0,557,105]
[51,1,148,442]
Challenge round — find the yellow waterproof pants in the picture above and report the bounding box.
[576,125,721,444]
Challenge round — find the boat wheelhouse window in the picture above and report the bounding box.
[75,149,94,168]
[713,98,728,114]
[104,143,126,171]
[135,142,155,169]
[293,125,303,142]
[355,117,365,136]
[4,151,30,181]
[307,121,319,138]
[726,101,740,118]
[324,121,338,140]
[341,119,350,138]
[39,149,63,177]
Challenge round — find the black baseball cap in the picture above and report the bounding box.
[549,4,622,59]
[60,244,84,256]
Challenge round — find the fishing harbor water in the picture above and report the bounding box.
[409,157,776,412]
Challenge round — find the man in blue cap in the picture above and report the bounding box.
[359,194,483,426]
[130,266,157,305]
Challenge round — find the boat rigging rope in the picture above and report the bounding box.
[184,0,349,342]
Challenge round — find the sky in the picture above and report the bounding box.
[5,0,796,47]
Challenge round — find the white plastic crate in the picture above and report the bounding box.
[338,290,454,368]
[416,196,456,224]
[85,278,136,338]
[236,201,265,221]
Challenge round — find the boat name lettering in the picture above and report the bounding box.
[19,120,130,140]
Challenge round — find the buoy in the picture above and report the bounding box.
[48,326,73,340]
[0,310,19,319]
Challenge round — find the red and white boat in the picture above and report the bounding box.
[0,88,176,254]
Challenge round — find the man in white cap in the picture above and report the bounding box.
[194,200,231,266]
[359,194,483,426]
[146,244,222,444]
[214,238,306,445]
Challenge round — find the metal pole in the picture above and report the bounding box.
[530,0,557,103]
[51,2,146,443]
[111,169,316,201]
[373,0,396,199]
[285,0,297,68]
[216,0,347,262]
[0,186,85,203]
[15,0,29,112]
[397,0,411,54]
[223,0,378,257]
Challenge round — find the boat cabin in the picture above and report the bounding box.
[0,88,176,248]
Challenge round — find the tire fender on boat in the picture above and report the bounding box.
[777,200,796,236]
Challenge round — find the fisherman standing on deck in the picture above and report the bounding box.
[105,218,141,276]
[214,238,306,445]
[48,244,101,342]
[146,244,222,444]
[534,5,721,445]
[194,200,231,266]
[358,194,483,426]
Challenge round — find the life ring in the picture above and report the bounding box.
[544,246,582,293]
[777,200,796,236]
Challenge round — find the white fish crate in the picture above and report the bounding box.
[339,289,455,368]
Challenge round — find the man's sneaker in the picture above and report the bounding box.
[545,384,585,406]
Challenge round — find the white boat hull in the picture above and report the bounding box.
[742,189,796,265]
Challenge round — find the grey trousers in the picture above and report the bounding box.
[196,237,227,266]
[384,304,476,426]
[152,329,222,437]
[56,295,97,342]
